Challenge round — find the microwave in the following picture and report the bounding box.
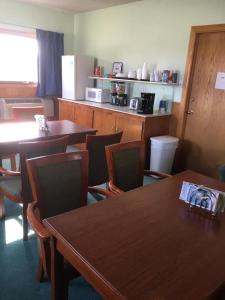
[85,88,111,103]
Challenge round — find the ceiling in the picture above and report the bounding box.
[17,0,141,13]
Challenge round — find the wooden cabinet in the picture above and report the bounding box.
[115,114,143,142]
[93,108,143,141]
[58,99,171,167]
[93,110,116,134]
[59,101,75,121]
[74,104,93,128]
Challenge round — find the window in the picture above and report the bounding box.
[0,30,38,83]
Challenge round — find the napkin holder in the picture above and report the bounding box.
[34,114,48,131]
[179,181,225,216]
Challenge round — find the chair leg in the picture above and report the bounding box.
[9,155,17,171]
[0,194,5,219]
[23,204,28,241]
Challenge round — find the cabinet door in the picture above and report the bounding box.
[58,101,75,122]
[74,104,93,128]
[93,109,116,135]
[115,114,143,142]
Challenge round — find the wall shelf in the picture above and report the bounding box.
[88,76,179,86]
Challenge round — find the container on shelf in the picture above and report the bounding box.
[158,100,168,113]
[137,68,142,80]
[141,62,148,80]
[162,70,170,83]
[172,71,178,83]
[110,81,117,94]
[116,82,126,95]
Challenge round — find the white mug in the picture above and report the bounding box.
[137,68,142,80]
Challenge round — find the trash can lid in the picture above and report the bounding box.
[150,135,179,144]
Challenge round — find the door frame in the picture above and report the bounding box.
[176,23,225,138]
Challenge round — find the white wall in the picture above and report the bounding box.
[74,0,225,104]
[0,0,75,53]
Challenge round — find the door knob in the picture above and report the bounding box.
[187,110,194,115]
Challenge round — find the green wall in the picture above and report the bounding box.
[74,0,225,102]
[0,0,74,53]
[1,0,225,104]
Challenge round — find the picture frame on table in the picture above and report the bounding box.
[112,62,123,74]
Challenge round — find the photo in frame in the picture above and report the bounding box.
[112,62,123,74]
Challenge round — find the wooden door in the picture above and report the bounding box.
[74,104,93,128]
[58,101,75,122]
[115,114,143,142]
[183,31,225,178]
[93,109,116,135]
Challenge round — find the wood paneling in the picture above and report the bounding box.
[169,102,180,136]
[0,83,36,97]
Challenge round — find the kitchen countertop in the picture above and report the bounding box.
[58,98,171,118]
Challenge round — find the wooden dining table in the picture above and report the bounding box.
[0,119,97,159]
[44,170,225,300]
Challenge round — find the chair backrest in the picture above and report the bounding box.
[19,136,69,205]
[86,131,123,186]
[12,106,45,121]
[105,140,145,192]
[218,165,225,182]
[26,151,88,220]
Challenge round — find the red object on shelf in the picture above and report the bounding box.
[95,66,101,76]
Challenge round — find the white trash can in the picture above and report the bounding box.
[150,135,179,174]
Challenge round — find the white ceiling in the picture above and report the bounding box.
[17,0,141,13]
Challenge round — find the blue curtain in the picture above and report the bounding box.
[36,29,64,97]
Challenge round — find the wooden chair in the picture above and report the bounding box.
[26,151,113,282]
[105,140,170,194]
[218,165,225,182]
[0,136,69,240]
[2,106,45,170]
[86,131,123,187]
[11,106,45,121]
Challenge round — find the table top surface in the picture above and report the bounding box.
[44,170,225,300]
[0,120,96,143]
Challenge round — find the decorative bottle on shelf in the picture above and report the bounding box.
[141,62,148,80]
[149,70,155,82]
[137,68,142,80]
[154,69,158,82]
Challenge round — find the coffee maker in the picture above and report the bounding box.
[111,94,128,106]
[137,93,155,114]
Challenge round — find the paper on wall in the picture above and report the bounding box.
[215,72,225,90]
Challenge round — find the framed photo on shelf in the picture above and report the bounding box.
[112,62,123,74]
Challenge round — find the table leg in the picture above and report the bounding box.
[50,236,67,300]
